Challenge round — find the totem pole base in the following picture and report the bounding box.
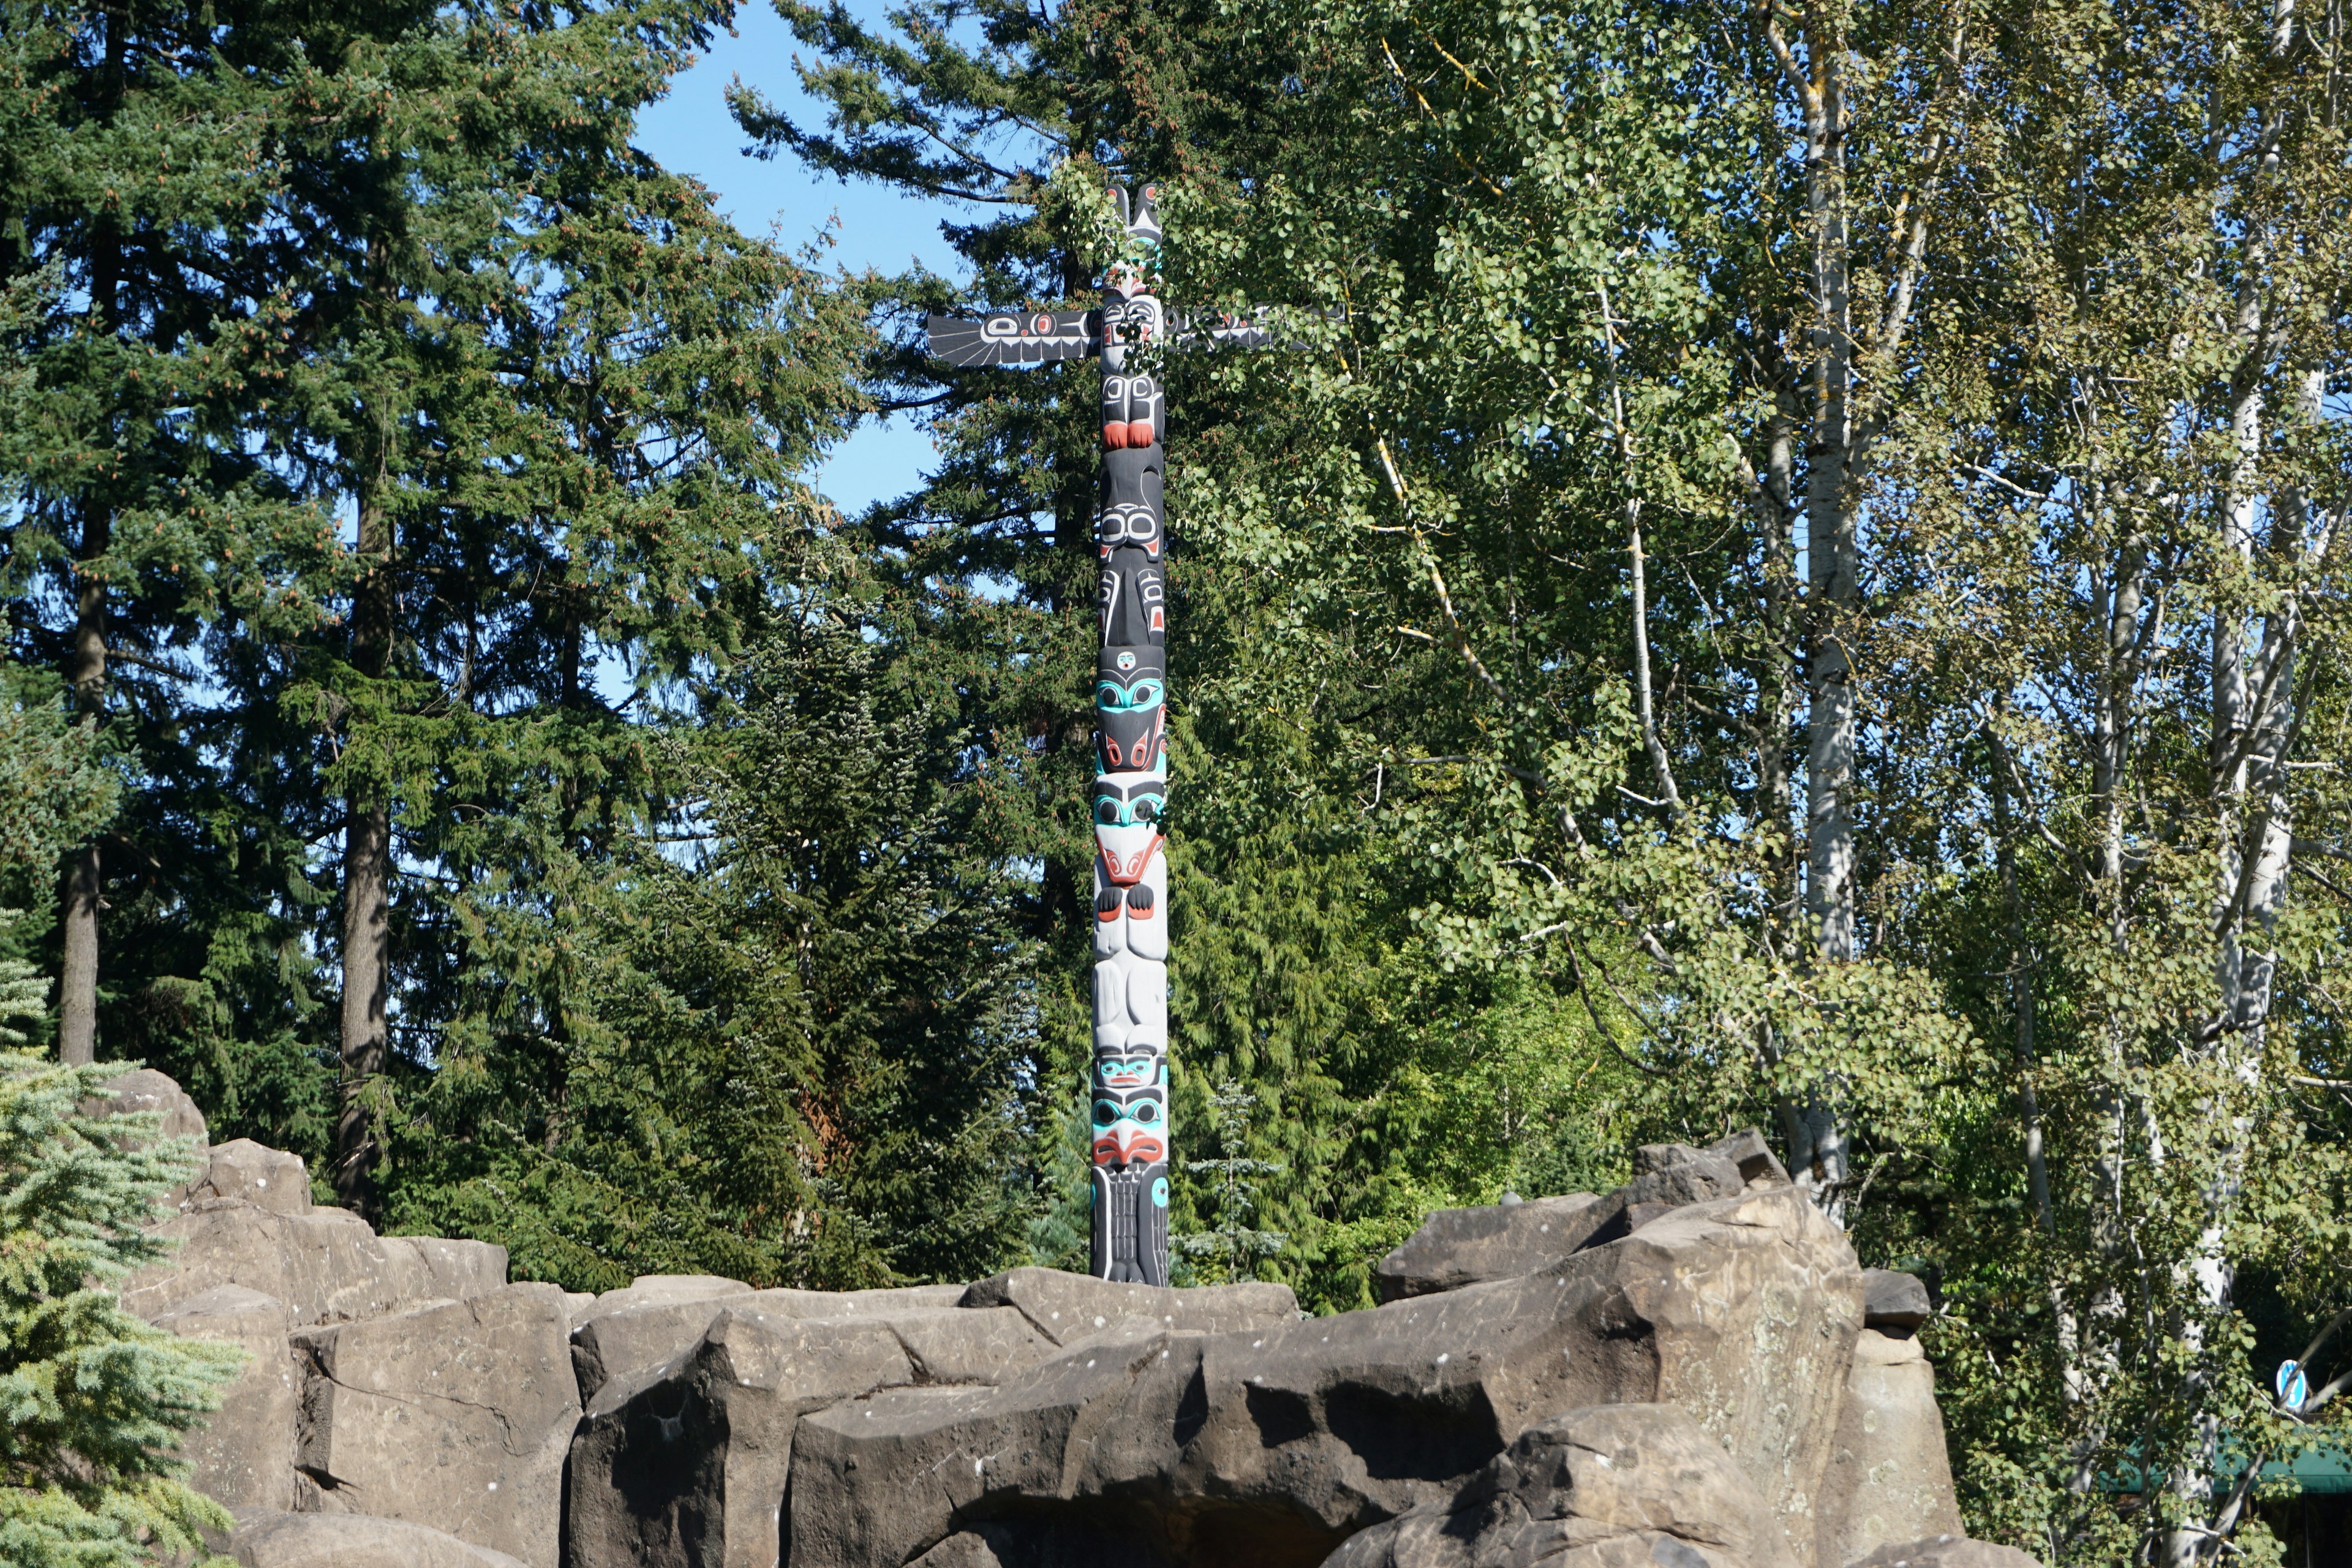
[1091,1161,1170,1286]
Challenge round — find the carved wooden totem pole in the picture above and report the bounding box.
[926,185,1267,1284]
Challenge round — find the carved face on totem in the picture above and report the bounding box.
[1091,1082,1169,1167]
[1093,1047,1163,1091]
[1091,771,1166,885]
[1095,503,1162,563]
[1096,448,1163,560]
[1098,546,1166,646]
[1101,371,1163,450]
[1099,293,1164,371]
[1095,646,1166,774]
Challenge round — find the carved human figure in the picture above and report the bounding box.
[1091,949,1168,1052]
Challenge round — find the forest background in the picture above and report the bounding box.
[4,0,2351,1563]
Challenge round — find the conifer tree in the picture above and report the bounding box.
[0,0,343,1073]
[0,663,238,1568]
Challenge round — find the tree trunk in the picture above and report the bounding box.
[58,546,108,1066]
[59,15,123,1065]
[335,412,396,1221]
[1794,13,1855,1213]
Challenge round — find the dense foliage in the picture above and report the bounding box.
[0,681,238,1566]
[4,0,2351,1562]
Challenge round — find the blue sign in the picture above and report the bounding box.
[2278,1360,2310,1412]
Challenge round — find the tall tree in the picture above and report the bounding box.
[0,0,341,1069]
[212,0,867,1218]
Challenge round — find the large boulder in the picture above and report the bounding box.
[567,1308,918,1568]
[194,1138,312,1216]
[956,1266,1300,1344]
[1815,1330,1966,1567]
[1371,1194,1609,1303]
[123,1199,508,1325]
[291,1283,578,1568]
[151,1286,299,1513]
[1319,1403,1798,1568]
[571,1281,968,1403]
[91,1065,208,1145]
[1372,1131,1791,1304]
[230,1511,527,1568]
[785,1186,1861,1568]
[568,1303,1052,1568]
[89,1066,208,1210]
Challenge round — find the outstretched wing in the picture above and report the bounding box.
[926,311,1101,367]
[1170,307,1275,351]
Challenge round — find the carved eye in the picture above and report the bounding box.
[1131,1100,1161,1125]
[1093,1100,1120,1129]
[1095,797,1125,826]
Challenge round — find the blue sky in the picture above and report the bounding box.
[635,1,968,513]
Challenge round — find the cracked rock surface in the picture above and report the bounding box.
[292,1284,579,1568]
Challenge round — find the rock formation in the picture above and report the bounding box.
[100,1069,2035,1568]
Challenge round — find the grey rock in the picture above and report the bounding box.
[1631,1142,1747,1196]
[91,1065,209,1145]
[1373,1139,1785,1308]
[230,1510,528,1568]
[151,1286,299,1512]
[1706,1128,1793,1188]
[89,1067,208,1210]
[1847,1537,2045,1568]
[570,1281,973,1404]
[1861,1270,1932,1333]
[122,1199,508,1325]
[786,1187,1863,1568]
[292,1283,578,1568]
[741,1283,968,1317]
[194,1139,312,1216]
[1319,1402,1796,1568]
[957,1266,1300,1344]
[903,1520,1168,1568]
[565,1308,916,1568]
[1817,1332,1966,1568]
[1373,1194,1610,1303]
[591,1273,753,1310]
[907,1531,1009,1568]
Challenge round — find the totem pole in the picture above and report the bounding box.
[925,185,1268,1286]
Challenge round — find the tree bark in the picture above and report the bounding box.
[1782,6,1857,1211]
[335,398,396,1221]
[59,10,124,1066]
[58,541,108,1066]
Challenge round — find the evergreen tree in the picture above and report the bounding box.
[394,589,1040,1289]
[0,0,344,1080]
[0,1052,242,1568]
[261,0,870,1221]
[0,660,238,1568]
